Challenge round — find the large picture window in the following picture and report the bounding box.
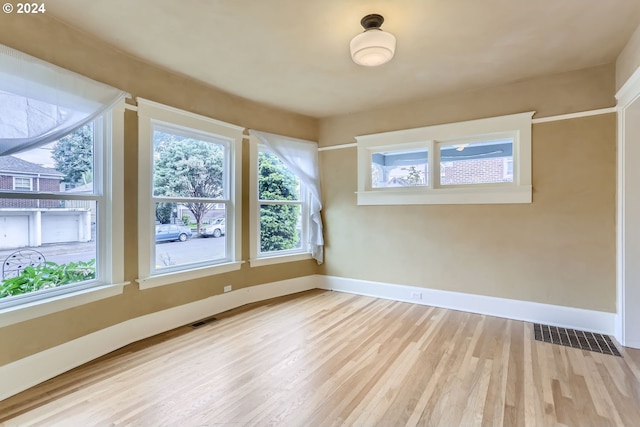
[356,112,533,205]
[137,99,243,289]
[0,114,124,310]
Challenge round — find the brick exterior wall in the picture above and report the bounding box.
[441,157,511,185]
[0,175,61,208]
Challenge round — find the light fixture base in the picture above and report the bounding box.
[360,14,384,30]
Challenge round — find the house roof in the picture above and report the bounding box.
[0,156,65,178]
[44,0,640,118]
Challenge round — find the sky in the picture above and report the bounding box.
[12,143,56,168]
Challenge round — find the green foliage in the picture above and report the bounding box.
[53,124,93,184]
[402,165,424,185]
[155,202,174,224]
[0,259,96,299]
[182,215,191,226]
[153,132,224,230]
[258,152,300,252]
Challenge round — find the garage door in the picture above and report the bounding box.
[0,216,29,249]
[42,215,79,244]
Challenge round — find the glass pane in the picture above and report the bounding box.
[0,199,97,300]
[371,148,428,188]
[5,123,94,193]
[260,204,302,253]
[439,138,514,185]
[258,151,300,200]
[154,203,227,270]
[153,130,226,199]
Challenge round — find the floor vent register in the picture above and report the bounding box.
[533,323,622,357]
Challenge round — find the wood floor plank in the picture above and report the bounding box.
[2,289,640,427]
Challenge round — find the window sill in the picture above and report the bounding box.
[0,282,129,328]
[357,185,532,206]
[137,261,244,290]
[249,252,312,267]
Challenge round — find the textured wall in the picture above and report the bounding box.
[319,113,616,312]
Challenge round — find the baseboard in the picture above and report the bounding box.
[317,275,616,335]
[0,275,318,402]
[0,273,618,402]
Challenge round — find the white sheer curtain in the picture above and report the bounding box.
[251,130,324,264]
[0,44,128,156]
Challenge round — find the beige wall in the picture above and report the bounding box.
[320,64,615,146]
[0,15,319,365]
[617,23,640,91]
[319,110,616,312]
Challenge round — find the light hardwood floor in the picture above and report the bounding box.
[2,289,640,426]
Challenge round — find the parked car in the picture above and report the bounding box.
[155,224,192,242]
[200,218,225,238]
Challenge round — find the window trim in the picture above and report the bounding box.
[356,112,534,205]
[248,137,312,267]
[136,98,243,289]
[12,176,33,191]
[0,99,127,326]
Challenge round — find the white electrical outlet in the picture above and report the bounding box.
[224,285,232,293]
[410,291,422,300]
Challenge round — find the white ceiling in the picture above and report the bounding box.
[46,0,640,118]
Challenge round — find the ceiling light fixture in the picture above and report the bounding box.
[350,14,396,67]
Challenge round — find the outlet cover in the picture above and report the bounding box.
[224,285,232,293]
[410,291,422,300]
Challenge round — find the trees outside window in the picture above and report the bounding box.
[258,151,301,252]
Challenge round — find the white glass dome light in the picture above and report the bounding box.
[350,14,396,67]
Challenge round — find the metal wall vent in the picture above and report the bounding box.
[533,323,621,357]
[191,317,218,328]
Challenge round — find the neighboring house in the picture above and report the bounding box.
[0,156,64,208]
[0,156,91,250]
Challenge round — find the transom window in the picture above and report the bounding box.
[357,112,533,205]
[438,137,514,186]
[371,148,429,188]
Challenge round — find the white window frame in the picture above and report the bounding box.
[12,177,32,191]
[248,138,312,267]
[356,111,534,205]
[136,98,243,289]
[0,100,127,327]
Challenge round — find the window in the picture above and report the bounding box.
[137,99,243,289]
[371,148,429,188]
[0,111,125,311]
[12,177,32,191]
[249,131,323,266]
[256,148,307,257]
[0,43,127,324]
[356,112,533,205]
[439,137,513,186]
